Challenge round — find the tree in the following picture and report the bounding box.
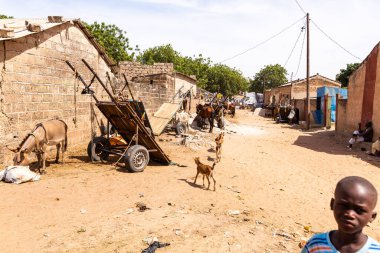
[138,44,249,95]
[249,64,288,93]
[85,22,138,63]
[0,14,13,19]
[336,63,360,87]
[206,64,249,96]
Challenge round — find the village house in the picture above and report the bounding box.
[336,42,380,139]
[264,74,341,121]
[0,17,197,166]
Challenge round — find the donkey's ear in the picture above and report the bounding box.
[6,145,20,153]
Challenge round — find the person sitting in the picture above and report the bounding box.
[367,136,380,156]
[347,121,373,150]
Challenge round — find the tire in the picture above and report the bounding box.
[275,114,281,124]
[124,145,149,172]
[175,122,187,135]
[87,136,110,161]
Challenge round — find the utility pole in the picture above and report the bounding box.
[306,13,310,130]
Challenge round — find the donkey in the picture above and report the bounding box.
[8,119,68,173]
[196,103,215,133]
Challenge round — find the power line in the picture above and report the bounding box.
[283,25,305,68]
[295,26,307,77]
[311,20,362,61]
[293,0,362,61]
[218,15,305,64]
[294,0,307,14]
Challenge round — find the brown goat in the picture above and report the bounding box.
[193,157,216,191]
[215,132,224,163]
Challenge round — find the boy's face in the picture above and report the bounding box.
[331,183,377,234]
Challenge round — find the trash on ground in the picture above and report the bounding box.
[136,202,149,212]
[141,241,170,253]
[0,166,40,184]
[227,210,240,216]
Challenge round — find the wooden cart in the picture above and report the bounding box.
[66,59,171,172]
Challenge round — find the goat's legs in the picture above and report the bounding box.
[206,176,211,190]
[211,174,216,191]
[202,175,205,186]
[193,171,199,184]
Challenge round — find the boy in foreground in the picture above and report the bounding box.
[302,176,380,252]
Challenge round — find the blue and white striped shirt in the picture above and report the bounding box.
[302,232,380,253]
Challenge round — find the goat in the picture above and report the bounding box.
[193,157,216,191]
[215,132,224,163]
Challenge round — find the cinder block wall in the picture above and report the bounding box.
[0,23,113,166]
[336,99,347,133]
[119,62,174,80]
[130,74,176,115]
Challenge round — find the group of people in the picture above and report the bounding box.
[347,121,380,156]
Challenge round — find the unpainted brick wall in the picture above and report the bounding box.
[0,23,114,166]
[119,61,174,81]
[129,73,176,115]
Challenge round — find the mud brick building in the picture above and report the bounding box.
[264,74,341,121]
[336,42,380,139]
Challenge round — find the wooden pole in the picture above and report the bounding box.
[306,13,310,130]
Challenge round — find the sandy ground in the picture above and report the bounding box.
[1,110,380,253]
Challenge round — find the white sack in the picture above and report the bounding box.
[0,166,40,184]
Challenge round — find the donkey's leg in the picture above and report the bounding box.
[55,143,61,163]
[209,117,214,133]
[36,153,42,173]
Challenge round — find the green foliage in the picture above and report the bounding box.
[0,14,13,19]
[138,44,249,95]
[206,64,249,96]
[84,21,138,63]
[249,64,288,93]
[336,63,360,87]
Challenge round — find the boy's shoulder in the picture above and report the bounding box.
[303,232,334,252]
[302,232,380,253]
[367,237,380,252]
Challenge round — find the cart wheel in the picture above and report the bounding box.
[175,122,187,135]
[125,145,149,172]
[275,114,281,124]
[87,136,110,161]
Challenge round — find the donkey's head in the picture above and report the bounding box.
[7,146,31,166]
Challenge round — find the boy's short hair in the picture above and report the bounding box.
[336,176,378,208]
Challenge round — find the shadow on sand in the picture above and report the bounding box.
[287,125,380,169]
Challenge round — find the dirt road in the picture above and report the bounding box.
[1,110,380,252]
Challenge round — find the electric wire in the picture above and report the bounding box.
[295,26,307,77]
[293,0,361,61]
[283,25,305,68]
[294,0,307,14]
[218,15,305,64]
[311,20,362,61]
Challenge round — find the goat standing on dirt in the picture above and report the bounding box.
[193,157,216,191]
[215,132,224,163]
[8,119,68,173]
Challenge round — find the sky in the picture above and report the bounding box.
[1,0,380,81]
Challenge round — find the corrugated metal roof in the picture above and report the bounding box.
[0,17,118,73]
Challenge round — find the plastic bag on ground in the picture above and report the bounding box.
[0,166,40,184]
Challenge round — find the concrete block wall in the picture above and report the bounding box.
[0,23,113,166]
[130,73,176,115]
[336,99,347,133]
[119,61,174,81]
